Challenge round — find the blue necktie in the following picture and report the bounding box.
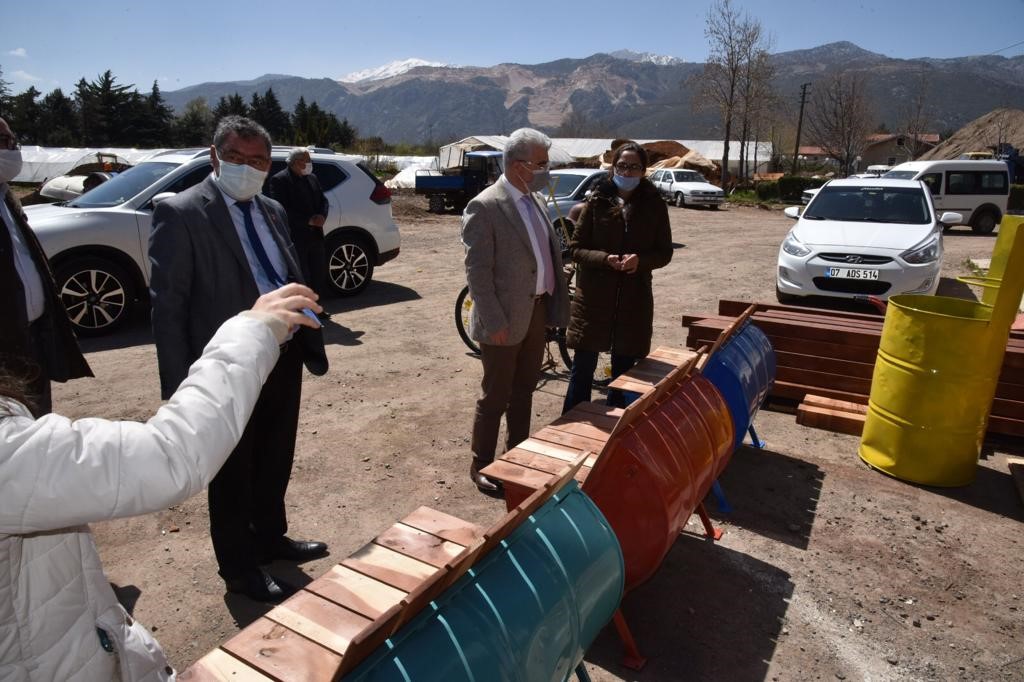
[237,200,284,287]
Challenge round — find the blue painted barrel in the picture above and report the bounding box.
[344,480,624,681]
[702,320,775,450]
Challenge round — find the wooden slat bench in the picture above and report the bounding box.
[181,453,618,681]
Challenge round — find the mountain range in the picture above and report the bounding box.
[163,42,1024,144]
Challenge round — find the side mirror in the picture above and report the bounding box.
[151,192,176,207]
[938,212,963,226]
[784,206,802,219]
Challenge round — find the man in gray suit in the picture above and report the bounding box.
[462,128,570,494]
[149,116,329,603]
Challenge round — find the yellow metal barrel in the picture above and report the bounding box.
[860,215,1024,486]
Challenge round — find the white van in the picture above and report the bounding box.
[883,160,1009,234]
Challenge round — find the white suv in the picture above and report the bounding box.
[649,168,725,208]
[24,148,401,335]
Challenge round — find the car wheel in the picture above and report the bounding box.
[54,256,136,336]
[710,204,720,210]
[775,287,798,304]
[970,210,998,235]
[326,235,374,296]
[674,192,685,208]
[427,195,445,213]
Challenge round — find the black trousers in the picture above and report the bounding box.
[295,235,328,298]
[208,342,304,578]
[25,318,52,417]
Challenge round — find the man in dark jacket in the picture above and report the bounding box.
[0,116,92,416]
[269,148,330,319]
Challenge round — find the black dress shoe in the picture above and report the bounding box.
[470,459,503,495]
[265,536,329,562]
[225,567,296,604]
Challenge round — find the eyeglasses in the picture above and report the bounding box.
[0,134,19,151]
[517,158,549,170]
[218,147,271,171]
[614,162,643,173]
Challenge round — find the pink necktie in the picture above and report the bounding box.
[521,196,555,295]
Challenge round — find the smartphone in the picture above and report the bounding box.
[301,307,322,328]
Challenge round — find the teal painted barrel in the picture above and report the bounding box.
[702,321,775,449]
[344,480,624,681]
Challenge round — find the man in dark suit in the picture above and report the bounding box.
[149,116,329,603]
[0,116,92,416]
[461,128,570,494]
[268,148,330,320]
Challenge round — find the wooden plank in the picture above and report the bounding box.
[688,326,881,364]
[801,394,869,414]
[222,617,341,682]
[562,402,623,428]
[775,350,876,379]
[796,403,866,436]
[690,315,884,348]
[776,365,873,396]
[516,437,588,462]
[180,648,271,681]
[991,397,1024,420]
[479,458,554,491]
[399,506,484,547]
[503,447,585,475]
[546,417,614,441]
[649,346,696,362]
[1007,457,1024,506]
[531,426,608,451]
[341,543,437,593]
[304,565,405,620]
[988,414,1024,437]
[265,591,372,656]
[718,298,885,323]
[607,378,658,393]
[770,379,869,405]
[332,603,404,679]
[374,523,467,568]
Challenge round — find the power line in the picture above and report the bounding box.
[983,38,1024,55]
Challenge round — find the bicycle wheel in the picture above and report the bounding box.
[455,285,480,354]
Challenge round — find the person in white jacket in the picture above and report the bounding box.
[0,283,322,682]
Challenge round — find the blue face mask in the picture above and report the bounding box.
[613,174,640,192]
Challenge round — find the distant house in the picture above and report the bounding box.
[860,133,940,167]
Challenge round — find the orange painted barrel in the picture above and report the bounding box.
[581,373,734,590]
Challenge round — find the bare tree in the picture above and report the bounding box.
[898,70,932,160]
[806,72,875,176]
[738,45,776,180]
[696,0,765,185]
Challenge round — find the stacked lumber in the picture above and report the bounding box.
[683,299,1024,439]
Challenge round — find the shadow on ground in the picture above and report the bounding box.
[585,534,793,681]
[709,445,824,551]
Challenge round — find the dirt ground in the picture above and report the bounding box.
[53,192,1023,681]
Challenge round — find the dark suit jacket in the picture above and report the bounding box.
[0,187,92,382]
[148,175,328,399]
[267,168,328,246]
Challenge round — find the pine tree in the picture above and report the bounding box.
[39,88,80,146]
[140,81,174,146]
[291,96,310,145]
[256,88,292,143]
[7,86,42,144]
[174,97,214,146]
[212,93,249,122]
[75,71,137,146]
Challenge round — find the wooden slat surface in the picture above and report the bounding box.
[342,543,437,592]
[531,426,608,451]
[180,648,271,681]
[222,617,342,682]
[304,564,405,620]
[480,458,556,489]
[265,591,372,656]
[796,403,866,436]
[503,447,583,475]
[399,506,484,547]
[374,522,467,568]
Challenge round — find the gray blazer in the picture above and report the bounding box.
[149,175,328,399]
[461,179,570,345]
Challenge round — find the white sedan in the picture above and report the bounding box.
[776,178,962,303]
[649,168,724,208]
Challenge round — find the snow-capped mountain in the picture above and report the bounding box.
[608,49,684,66]
[339,58,449,84]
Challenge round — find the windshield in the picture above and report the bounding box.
[882,170,917,180]
[69,162,180,208]
[548,173,589,198]
[804,186,930,224]
[673,171,705,182]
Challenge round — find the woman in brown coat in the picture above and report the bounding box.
[562,142,673,413]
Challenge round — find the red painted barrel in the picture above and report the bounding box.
[582,373,734,590]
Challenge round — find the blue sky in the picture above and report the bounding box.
[3,0,1023,95]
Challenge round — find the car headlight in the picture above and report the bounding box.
[902,236,940,264]
[782,233,811,257]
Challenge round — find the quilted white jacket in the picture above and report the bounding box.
[0,314,282,681]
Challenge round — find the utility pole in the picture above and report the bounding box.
[792,82,811,174]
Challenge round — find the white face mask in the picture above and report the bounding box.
[0,148,23,184]
[213,154,267,201]
[300,162,313,176]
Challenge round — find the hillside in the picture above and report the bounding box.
[163,42,1024,144]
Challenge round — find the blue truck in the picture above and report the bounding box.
[414,150,503,213]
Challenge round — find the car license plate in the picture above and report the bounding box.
[825,267,879,280]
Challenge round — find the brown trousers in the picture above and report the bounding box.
[471,298,547,462]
